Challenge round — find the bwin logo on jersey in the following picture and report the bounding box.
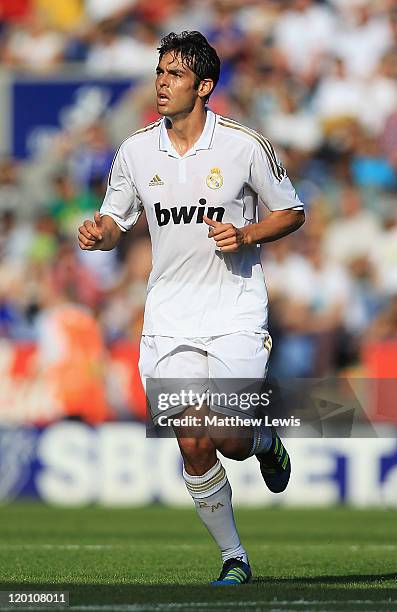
[155,199,225,226]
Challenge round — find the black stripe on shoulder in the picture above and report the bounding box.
[108,119,162,186]
[131,118,162,137]
[219,117,286,182]
[108,142,123,187]
[218,116,286,182]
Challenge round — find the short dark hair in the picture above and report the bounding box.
[158,31,220,101]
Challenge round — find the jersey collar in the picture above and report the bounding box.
[158,109,217,158]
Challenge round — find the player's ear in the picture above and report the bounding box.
[198,78,214,100]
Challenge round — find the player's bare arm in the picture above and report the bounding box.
[204,209,305,253]
[78,212,122,251]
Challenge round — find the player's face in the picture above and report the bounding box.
[155,52,203,118]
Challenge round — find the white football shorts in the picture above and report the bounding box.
[139,331,272,423]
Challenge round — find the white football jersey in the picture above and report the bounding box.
[100,110,303,336]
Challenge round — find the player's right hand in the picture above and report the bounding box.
[78,211,104,250]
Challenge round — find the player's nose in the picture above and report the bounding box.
[157,73,170,88]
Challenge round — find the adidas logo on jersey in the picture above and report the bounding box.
[149,174,164,186]
[155,199,225,226]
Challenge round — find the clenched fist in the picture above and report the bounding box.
[78,211,104,251]
[204,216,246,253]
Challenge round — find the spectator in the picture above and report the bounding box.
[68,122,115,190]
[332,2,393,78]
[85,18,157,76]
[1,10,65,72]
[367,294,397,341]
[371,213,397,298]
[351,132,397,190]
[273,0,336,81]
[46,174,100,238]
[0,157,27,217]
[163,0,212,35]
[33,0,84,33]
[359,52,397,135]
[27,213,58,266]
[323,186,381,266]
[312,58,364,129]
[85,0,136,23]
[36,273,112,423]
[0,210,34,266]
[381,110,397,168]
[100,237,152,341]
[269,231,357,377]
[52,240,102,310]
[204,1,246,89]
[261,237,310,303]
[262,87,322,152]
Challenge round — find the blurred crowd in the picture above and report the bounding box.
[1,0,397,380]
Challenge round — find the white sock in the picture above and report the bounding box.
[248,424,273,456]
[183,459,248,565]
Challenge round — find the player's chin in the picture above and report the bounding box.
[156,103,169,116]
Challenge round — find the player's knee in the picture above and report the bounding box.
[178,437,216,472]
[216,437,250,461]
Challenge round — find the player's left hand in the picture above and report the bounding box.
[203,216,245,252]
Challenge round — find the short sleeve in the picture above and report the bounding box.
[248,139,304,212]
[100,144,143,231]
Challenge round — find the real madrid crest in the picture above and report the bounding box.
[206,167,223,190]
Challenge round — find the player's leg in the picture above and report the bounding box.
[139,335,251,584]
[215,422,291,494]
[175,404,251,585]
[207,331,291,493]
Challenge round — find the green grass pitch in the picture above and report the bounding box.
[0,503,396,611]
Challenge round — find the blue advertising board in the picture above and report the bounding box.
[1,423,397,506]
[11,76,134,159]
